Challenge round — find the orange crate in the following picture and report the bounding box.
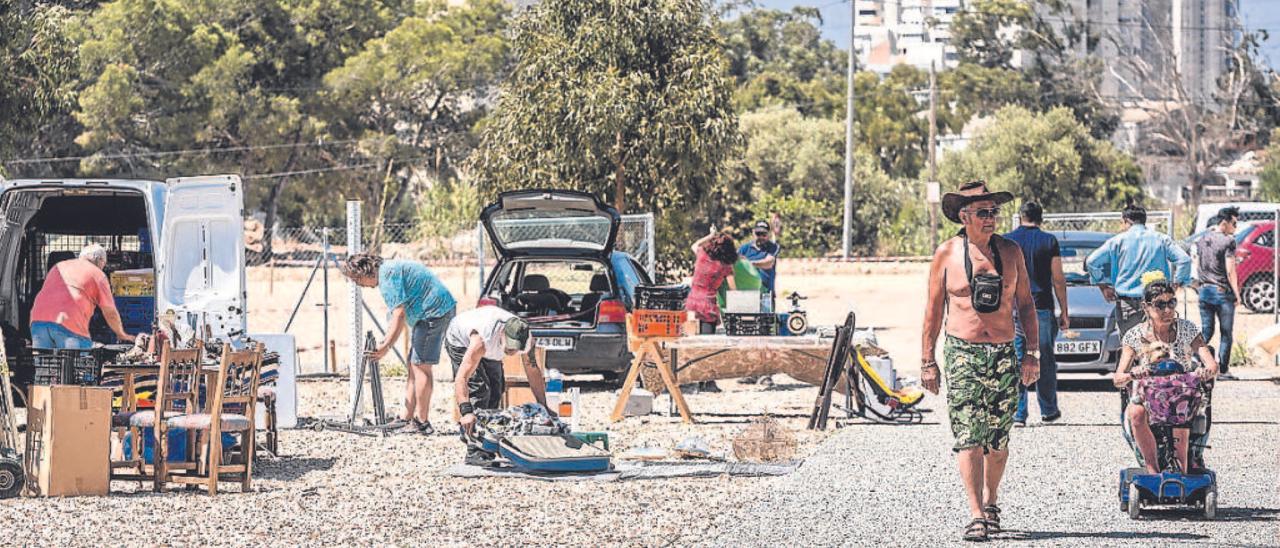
[631,310,686,338]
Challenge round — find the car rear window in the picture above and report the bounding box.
[522,261,608,295]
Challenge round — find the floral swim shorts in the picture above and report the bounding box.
[943,335,1019,453]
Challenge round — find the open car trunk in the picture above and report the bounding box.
[486,258,617,329]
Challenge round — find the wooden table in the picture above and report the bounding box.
[610,333,837,423]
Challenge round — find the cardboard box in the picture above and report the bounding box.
[24,386,112,497]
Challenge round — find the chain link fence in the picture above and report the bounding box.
[249,214,653,374]
[1011,211,1176,238]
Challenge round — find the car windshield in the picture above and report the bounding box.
[1235,224,1256,243]
[1061,242,1102,283]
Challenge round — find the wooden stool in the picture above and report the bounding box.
[610,315,693,423]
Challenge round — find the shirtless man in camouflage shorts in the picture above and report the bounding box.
[921,181,1041,542]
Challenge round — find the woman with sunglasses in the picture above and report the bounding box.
[1113,274,1219,473]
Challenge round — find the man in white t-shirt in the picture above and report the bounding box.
[444,306,545,465]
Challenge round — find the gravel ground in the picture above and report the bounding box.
[0,368,1275,546]
[706,374,1280,548]
[0,375,831,546]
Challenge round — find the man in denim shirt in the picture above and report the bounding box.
[1086,204,1192,338]
[1196,207,1242,379]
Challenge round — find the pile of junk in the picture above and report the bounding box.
[468,404,611,473]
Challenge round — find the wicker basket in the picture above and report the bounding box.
[732,416,797,462]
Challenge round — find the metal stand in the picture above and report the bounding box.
[312,332,389,437]
[281,229,333,375]
[808,312,855,430]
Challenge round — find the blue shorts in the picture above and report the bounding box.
[30,321,94,349]
[410,308,455,364]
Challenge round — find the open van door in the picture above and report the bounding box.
[157,175,246,339]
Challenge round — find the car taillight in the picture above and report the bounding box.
[477,297,498,307]
[597,299,627,324]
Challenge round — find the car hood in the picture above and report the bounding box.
[1066,284,1115,317]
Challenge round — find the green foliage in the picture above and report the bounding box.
[1258,131,1280,202]
[414,177,481,257]
[0,2,82,176]
[939,105,1142,211]
[717,7,845,117]
[470,0,740,271]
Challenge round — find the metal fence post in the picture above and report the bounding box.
[645,212,656,279]
[347,201,364,418]
[1273,208,1278,366]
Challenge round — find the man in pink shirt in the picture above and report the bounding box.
[30,244,136,349]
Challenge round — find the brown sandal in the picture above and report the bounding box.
[963,518,989,542]
[983,505,1002,534]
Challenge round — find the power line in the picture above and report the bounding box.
[1,139,362,165]
[243,163,381,180]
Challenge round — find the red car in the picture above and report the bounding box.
[1235,221,1277,312]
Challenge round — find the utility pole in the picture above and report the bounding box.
[927,62,939,251]
[841,0,856,259]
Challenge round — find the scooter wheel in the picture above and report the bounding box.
[312,422,326,432]
[0,459,23,499]
[1204,489,1217,520]
[1128,484,1142,519]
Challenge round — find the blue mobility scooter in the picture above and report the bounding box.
[1118,360,1217,519]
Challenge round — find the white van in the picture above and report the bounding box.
[0,176,296,425]
[1192,202,1280,235]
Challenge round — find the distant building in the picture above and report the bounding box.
[855,0,1239,103]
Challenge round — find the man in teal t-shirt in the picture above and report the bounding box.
[342,254,457,434]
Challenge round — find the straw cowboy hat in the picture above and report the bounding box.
[941,181,1014,223]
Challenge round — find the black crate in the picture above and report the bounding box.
[635,284,690,311]
[31,349,103,386]
[723,313,777,336]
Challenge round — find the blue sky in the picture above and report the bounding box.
[756,0,1280,70]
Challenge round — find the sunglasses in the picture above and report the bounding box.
[965,207,1001,220]
[1148,299,1178,311]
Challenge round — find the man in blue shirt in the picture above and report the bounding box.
[739,217,781,386]
[1004,202,1069,426]
[738,218,781,297]
[1086,204,1192,338]
[342,253,458,435]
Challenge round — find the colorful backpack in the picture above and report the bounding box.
[1140,372,1202,426]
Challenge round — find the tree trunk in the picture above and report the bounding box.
[259,128,303,263]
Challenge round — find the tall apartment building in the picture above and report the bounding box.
[855,0,1238,101]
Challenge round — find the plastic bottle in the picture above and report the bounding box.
[546,368,563,415]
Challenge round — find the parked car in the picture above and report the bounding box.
[478,190,651,381]
[1053,231,1124,374]
[0,176,252,387]
[1235,221,1277,313]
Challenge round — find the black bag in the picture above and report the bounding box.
[963,233,1004,314]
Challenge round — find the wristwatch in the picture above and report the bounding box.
[1025,349,1040,361]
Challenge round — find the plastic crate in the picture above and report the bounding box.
[635,285,690,311]
[114,295,155,332]
[31,349,103,386]
[724,313,777,336]
[631,310,686,338]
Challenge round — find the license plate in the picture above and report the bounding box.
[536,337,575,351]
[1055,340,1101,355]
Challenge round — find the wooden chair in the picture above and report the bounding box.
[256,384,278,457]
[158,343,264,495]
[109,342,202,489]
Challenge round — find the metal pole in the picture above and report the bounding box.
[841,0,856,259]
[927,61,939,251]
[347,201,364,419]
[321,228,330,378]
[1273,209,1278,337]
[646,212,656,279]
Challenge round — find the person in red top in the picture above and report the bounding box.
[29,244,136,349]
[684,230,738,335]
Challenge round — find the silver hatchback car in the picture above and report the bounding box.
[1053,231,1123,374]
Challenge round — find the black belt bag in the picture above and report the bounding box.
[964,234,1004,314]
